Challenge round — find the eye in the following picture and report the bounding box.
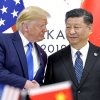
[39,24,45,28]
[66,26,71,28]
[75,26,80,29]
[75,25,80,28]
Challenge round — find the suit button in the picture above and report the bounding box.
[78,91,81,94]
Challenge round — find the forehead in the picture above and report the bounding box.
[66,17,84,25]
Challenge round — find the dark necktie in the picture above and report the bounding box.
[74,51,83,84]
[26,42,33,80]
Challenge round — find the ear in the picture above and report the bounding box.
[22,22,28,31]
[88,24,92,34]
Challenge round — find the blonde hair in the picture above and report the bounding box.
[16,6,50,30]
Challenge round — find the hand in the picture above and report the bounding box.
[31,80,40,88]
[24,80,40,91]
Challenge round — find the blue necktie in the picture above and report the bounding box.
[26,42,34,80]
[74,51,83,84]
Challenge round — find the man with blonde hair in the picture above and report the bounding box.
[0,6,50,93]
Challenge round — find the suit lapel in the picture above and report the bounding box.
[79,43,100,88]
[61,46,78,87]
[12,32,28,78]
[34,43,46,82]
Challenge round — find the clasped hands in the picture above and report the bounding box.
[24,80,40,92]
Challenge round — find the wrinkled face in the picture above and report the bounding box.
[22,19,48,42]
[65,17,92,49]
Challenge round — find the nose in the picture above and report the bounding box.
[69,28,75,34]
[43,26,47,32]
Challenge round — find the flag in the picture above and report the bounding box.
[0,0,24,33]
[81,0,100,46]
[29,81,73,100]
[0,84,29,100]
[1,85,21,100]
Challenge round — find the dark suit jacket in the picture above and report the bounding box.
[0,31,47,89]
[44,42,100,100]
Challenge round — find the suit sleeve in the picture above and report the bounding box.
[0,42,27,89]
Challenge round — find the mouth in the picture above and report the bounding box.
[40,35,45,39]
[69,37,78,41]
[69,36,77,39]
[41,35,45,37]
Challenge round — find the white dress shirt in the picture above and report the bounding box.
[71,42,89,68]
[19,31,40,78]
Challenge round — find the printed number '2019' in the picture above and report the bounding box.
[41,44,66,53]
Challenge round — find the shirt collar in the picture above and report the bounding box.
[71,42,89,57]
[18,31,34,48]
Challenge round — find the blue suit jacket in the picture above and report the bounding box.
[0,31,47,89]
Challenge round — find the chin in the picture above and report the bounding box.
[41,37,45,40]
[70,41,78,45]
[38,38,44,42]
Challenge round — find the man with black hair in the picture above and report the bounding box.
[44,8,100,100]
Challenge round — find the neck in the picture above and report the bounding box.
[71,41,88,50]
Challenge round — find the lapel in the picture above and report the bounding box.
[79,42,100,88]
[34,43,46,80]
[11,31,28,78]
[61,45,79,87]
[34,43,44,68]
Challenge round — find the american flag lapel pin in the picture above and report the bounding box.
[40,53,42,56]
[94,53,98,56]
